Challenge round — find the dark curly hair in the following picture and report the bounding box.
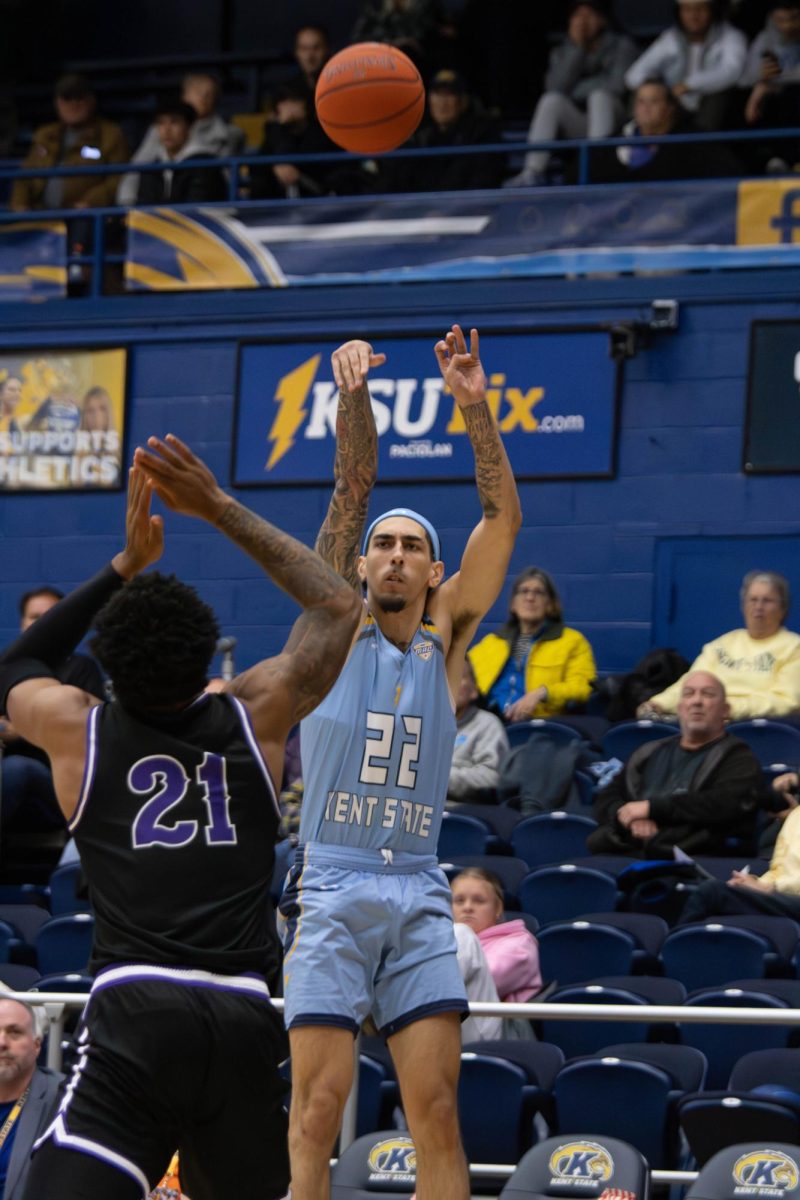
[90,573,220,711]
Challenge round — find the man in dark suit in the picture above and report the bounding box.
[0,997,62,1200]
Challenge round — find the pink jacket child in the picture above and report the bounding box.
[478,919,542,1003]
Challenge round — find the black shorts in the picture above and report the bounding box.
[30,967,289,1200]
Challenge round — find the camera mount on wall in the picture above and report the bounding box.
[609,299,680,361]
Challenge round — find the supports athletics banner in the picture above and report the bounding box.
[126,180,800,290]
[233,330,619,486]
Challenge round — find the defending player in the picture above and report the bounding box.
[0,438,361,1200]
[281,325,522,1199]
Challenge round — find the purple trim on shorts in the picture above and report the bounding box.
[228,694,281,817]
[287,1012,359,1035]
[68,703,102,832]
[380,998,469,1039]
[45,1114,151,1198]
[92,963,271,1000]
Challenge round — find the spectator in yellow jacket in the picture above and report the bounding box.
[10,73,128,213]
[641,570,800,722]
[468,566,596,722]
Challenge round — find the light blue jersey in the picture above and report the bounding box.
[299,612,456,857]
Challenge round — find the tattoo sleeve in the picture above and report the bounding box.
[315,381,377,587]
[462,400,509,520]
[217,499,350,611]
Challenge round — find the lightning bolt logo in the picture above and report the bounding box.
[265,354,320,470]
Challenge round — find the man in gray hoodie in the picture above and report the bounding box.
[506,0,637,186]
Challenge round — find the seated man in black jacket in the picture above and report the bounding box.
[381,69,503,193]
[588,671,762,858]
[130,97,227,206]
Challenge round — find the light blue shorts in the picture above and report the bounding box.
[279,843,468,1036]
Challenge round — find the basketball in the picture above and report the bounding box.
[315,42,425,155]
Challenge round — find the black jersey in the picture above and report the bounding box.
[70,692,281,978]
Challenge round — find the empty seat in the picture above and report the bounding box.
[500,1134,649,1200]
[601,719,680,761]
[511,812,598,869]
[458,1051,541,1166]
[539,983,649,1058]
[35,913,94,975]
[437,812,490,858]
[684,1141,800,1200]
[661,924,773,992]
[519,865,618,925]
[726,721,800,768]
[576,910,669,973]
[681,988,792,1088]
[537,922,636,985]
[48,862,91,916]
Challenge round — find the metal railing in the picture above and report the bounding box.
[18,989,800,1183]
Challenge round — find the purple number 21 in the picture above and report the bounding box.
[130,752,237,849]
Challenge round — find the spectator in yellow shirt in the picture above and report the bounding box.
[468,567,596,722]
[640,570,800,722]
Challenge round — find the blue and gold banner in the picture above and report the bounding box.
[0,221,66,300]
[233,331,618,485]
[124,182,800,291]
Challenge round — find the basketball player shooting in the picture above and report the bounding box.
[280,325,522,1200]
[0,439,361,1200]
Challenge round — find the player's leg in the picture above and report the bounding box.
[21,1138,149,1199]
[388,1013,469,1200]
[287,1024,356,1200]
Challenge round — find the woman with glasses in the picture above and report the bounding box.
[468,567,596,723]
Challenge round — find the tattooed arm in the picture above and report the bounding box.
[315,339,384,587]
[134,436,362,760]
[432,327,522,674]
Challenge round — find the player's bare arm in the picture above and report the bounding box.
[136,435,361,741]
[0,465,165,817]
[315,339,384,586]
[433,326,522,668]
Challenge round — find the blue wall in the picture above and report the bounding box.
[2,270,799,677]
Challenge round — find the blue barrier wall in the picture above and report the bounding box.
[1,270,799,676]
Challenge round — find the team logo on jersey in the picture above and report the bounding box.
[549,1141,615,1186]
[733,1151,800,1195]
[412,640,434,661]
[367,1136,417,1182]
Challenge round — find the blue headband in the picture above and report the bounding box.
[362,508,441,561]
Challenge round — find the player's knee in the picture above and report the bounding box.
[291,1075,349,1143]
[406,1085,460,1145]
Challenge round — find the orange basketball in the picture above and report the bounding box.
[315,42,425,154]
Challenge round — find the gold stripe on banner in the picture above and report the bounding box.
[127,208,259,289]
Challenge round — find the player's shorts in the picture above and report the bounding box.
[30,965,289,1200]
[279,843,468,1035]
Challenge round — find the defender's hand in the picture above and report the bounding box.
[134,434,230,524]
[434,325,487,408]
[113,465,164,579]
[332,341,386,392]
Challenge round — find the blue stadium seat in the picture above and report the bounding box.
[458,1052,541,1166]
[35,913,94,975]
[684,1142,800,1200]
[500,1134,649,1200]
[511,812,598,869]
[681,1089,800,1168]
[601,719,680,762]
[661,924,773,991]
[691,916,800,978]
[554,1056,684,1168]
[330,1131,417,1199]
[437,812,490,858]
[593,1042,708,1093]
[32,972,94,993]
[575,911,669,973]
[539,983,649,1058]
[0,963,40,990]
[537,922,636,986]
[48,862,91,915]
[506,720,583,748]
[519,865,618,924]
[726,720,800,768]
[680,988,792,1088]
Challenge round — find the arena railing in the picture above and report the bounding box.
[1,125,798,297]
[15,989,800,1183]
